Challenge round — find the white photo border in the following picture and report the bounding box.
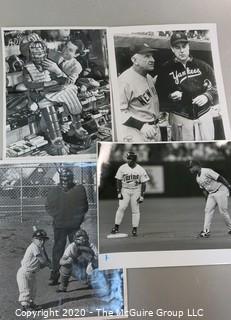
[97,141,231,270]
[1,26,113,162]
[107,23,231,142]
[0,156,128,319]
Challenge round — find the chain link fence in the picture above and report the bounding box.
[0,163,96,223]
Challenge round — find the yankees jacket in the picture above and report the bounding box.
[155,57,218,120]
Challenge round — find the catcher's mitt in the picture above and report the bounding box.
[75,245,95,264]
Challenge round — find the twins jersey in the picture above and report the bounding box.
[119,67,159,123]
[115,163,149,189]
[196,168,222,193]
[20,242,47,272]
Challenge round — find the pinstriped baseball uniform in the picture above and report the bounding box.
[24,63,82,114]
[16,242,47,306]
[119,67,161,142]
[196,168,231,232]
[114,163,149,227]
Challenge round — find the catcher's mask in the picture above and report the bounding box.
[59,168,74,190]
[74,229,89,246]
[127,151,137,162]
[29,41,47,65]
[32,229,49,240]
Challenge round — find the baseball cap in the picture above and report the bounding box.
[131,43,156,56]
[186,160,201,168]
[127,151,137,161]
[170,32,189,47]
[33,229,49,240]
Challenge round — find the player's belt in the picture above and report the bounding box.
[123,116,159,131]
[148,119,159,125]
[122,187,140,189]
[209,185,221,194]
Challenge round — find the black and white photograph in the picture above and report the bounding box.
[0,161,127,319]
[98,141,231,269]
[2,27,112,159]
[107,24,231,143]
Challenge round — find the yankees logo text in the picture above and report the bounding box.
[169,68,202,84]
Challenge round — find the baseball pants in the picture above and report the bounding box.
[16,267,37,305]
[52,227,78,275]
[203,185,231,232]
[121,124,161,142]
[115,188,141,228]
[169,109,214,141]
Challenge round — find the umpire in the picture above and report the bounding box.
[45,168,88,285]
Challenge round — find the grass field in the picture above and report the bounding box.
[0,210,125,320]
[99,197,231,253]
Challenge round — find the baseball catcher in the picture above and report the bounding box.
[57,229,98,292]
[21,35,89,155]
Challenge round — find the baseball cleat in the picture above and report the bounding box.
[22,305,33,311]
[30,303,42,310]
[132,228,138,237]
[48,271,60,286]
[56,288,67,293]
[48,279,59,286]
[22,303,41,311]
[199,230,210,238]
[111,227,119,234]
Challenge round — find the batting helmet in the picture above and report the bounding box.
[127,152,137,161]
[186,160,201,168]
[32,229,49,240]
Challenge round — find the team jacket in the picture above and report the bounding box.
[155,57,218,120]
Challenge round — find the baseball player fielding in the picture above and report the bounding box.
[188,160,231,238]
[110,151,149,237]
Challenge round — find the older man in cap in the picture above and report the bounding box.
[156,31,218,141]
[118,43,161,142]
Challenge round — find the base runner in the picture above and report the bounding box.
[111,152,149,237]
[188,160,231,237]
